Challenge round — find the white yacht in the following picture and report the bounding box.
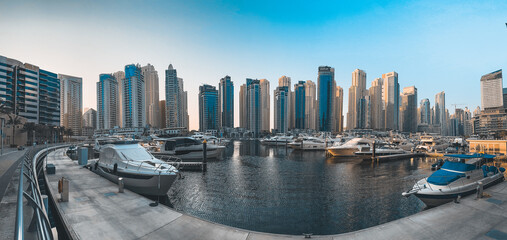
[260,135,293,146]
[415,135,449,152]
[326,138,372,157]
[151,137,225,161]
[354,144,406,156]
[288,137,330,150]
[402,154,505,207]
[90,143,179,196]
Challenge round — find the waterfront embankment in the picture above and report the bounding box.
[44,148,507,239]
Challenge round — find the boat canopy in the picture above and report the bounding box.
[427,170,465,186]
[444,153,496,159]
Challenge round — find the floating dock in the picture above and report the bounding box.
[373,152,426,161]
[45,148,507,239]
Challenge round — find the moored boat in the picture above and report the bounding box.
[90,142,179,196]
[402,153,505,207]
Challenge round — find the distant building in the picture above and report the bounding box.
[481,69,503,109]
[369,78,384,130]
[317,66,335,132]
[141,64,160,128]
[83,108,97,129]
[279,76,293,129]
[274,86,289,133]
[246,79,261,137]
[503,88,507,109]
[122,64,145,128]
[59,74,83,135]
[347,69,367,130]
[239,84,247,128]
[435,91,446,135]
[400,86,417,133]
[97,74,119,130]
[159,100,166,128]
[259,79,270,132]
[294,81,306,129]
[419,98,431,125]
[219,76,234,128]
[305,80,317,130]
[165,64,185,129]
[468,139,507,155]
[198,84,219,132]
[335,86,344,133]
[382,71,399,131]
[113,71,125,127]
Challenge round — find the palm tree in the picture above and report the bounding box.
[6,113,21,146]
[22,122,36,145]
[64,128,74,142]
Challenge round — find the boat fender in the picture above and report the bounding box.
[113,163,118,174]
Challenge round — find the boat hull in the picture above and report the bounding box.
[414,174,504,207]
[152,147,223,161]
[93,165,178,196]
[327,148,357,157]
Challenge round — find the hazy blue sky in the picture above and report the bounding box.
[0,0,505,130]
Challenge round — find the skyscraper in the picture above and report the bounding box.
[347,69,367,130]
[260,79,270,132]
[278,76,292,129]
[239,84,247,128]
[369,78,384,130]
[294,81,306,129]
[123,64,145,128]
[141,64,160,128]
[246,79,261,137]
[400,86,417,133]
[59,74,82,135]
[317,66,335,132]
[97,74,119,129]
[305,80,317,130]
[181,90,189,130]
[419,98,431,125]
[113,71,125,127]
[199,84,219,131]
[165,64,180,128]
[480,69,503,109]
[335,86,344,133]
[382,71,400,130]
[219,76,234,128]
[435,91,446,135]
[274,86,289,133]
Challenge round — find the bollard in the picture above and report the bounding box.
[202,140,207,172]
[118,177,124,193]
[58,177,69,202]
[476,181,484,199]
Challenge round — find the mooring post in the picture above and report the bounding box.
[372,142,376,161]
[202,140,207,172]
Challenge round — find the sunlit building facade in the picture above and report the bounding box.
[199,84,219,131]
[219,75,234,128]
[274,86,289,133]
[382,71,399,131]
[97,74,119,129]
[59,74,82,135]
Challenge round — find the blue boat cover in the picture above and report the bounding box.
[427,169,465,186]
[441,161,476,172]
[444,153,496,159]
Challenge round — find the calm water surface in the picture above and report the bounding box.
[166,140,434,235]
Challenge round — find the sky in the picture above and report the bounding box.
[0,0,506,131]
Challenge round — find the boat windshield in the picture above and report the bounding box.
[120,148,153,161]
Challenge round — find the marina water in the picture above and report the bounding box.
[167,140,433,235]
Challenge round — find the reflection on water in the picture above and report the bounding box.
[167,140,434,235]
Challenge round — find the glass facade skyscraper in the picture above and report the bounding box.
[294,81,306,129]
[219,75,234,128]
[382,71,400,131]
[59,74,82,135]
[0,55,61,126]
[97,74,119,129]
[317,66,335,132]
[274,86,289,133]
[123,64,145,128]
[246,78,261,137]
[199,84,219,131]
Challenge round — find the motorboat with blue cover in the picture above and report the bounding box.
[402,153,505,207]
[90,142,179,196]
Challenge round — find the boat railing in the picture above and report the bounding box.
[158,155,183,170]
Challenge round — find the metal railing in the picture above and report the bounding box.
[15,145,67,240]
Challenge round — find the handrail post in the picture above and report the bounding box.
[15,163,24,240]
